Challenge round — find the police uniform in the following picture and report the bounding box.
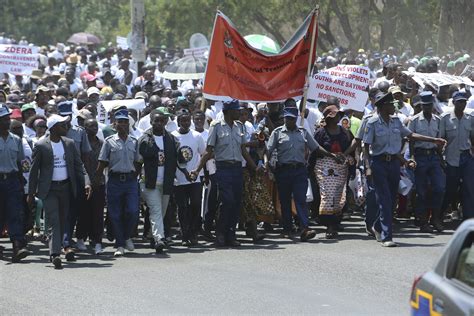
[207,100,246,244]
[0,104,29,261]
[356,113,378,233]
[407,92,445,229]
[363,92,412,245]
[266,107,319,239]
[439,91,474,220]
[99,109,140,250]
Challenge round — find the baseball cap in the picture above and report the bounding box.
[114,109,129,120]
[11,108,22,119]
[21,103,36,113]
[47,114,69,129]
[77,109,93,120]
[35,85,50,94]
[388,85,403,95]
[87,86,100,97]
[0,104,11,117]
[156,106,171,117]
[57,101,73,115]
[283,107,298,118]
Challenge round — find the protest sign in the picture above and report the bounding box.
[116,36,129,49]
[403,71,474,89]
[308,65,370,112]
[183,46,209,58]
[203,10,318,103]
[97,99,146,125]
[0,44,39,75]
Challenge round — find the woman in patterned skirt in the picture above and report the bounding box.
[313,105,355,238]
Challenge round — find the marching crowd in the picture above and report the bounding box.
[0,38,473,269]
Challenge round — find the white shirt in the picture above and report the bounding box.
[196,129,216,175]
[51,140,68,181]
[398,102,414,117]
[241,121,255,167]
[153,135,165,185]
[137,114,179,133]
[172,130,206,186]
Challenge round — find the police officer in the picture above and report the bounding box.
[266,107,341,242]
[0,104,30,262]
[363,92,446,247]
[408,91,445,233]
[439,91,474,220]
[97,109,140,256]
[192,100,257,247]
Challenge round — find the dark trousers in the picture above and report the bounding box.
[414,153,445,223]
[444,152,474,219]
[43,181,70,255]
[106,177,139,248]
[203,174,219,230]
[64,183,84,247]
[174,183,202,241]
[0,175,25,242]
[215,164,243,241]
[371,157,400,242]
[364,176,377,229]
[275,166,310,232]
[76,185,105,243]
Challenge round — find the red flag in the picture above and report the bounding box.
[203,10,318,103]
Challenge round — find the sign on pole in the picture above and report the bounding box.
[308,65,370,112]
[116,36,129,49]
[0,44,39,75]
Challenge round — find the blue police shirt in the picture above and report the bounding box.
[363,114,412,155]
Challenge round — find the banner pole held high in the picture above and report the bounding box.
[300,6,319,128]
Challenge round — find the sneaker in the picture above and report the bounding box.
[372,227,382,242]
[114,247,125,257]
[52,256,62,269]
[94,243,104,255]
[381,240,398,247]
[155,240,165,254]
[76,238,87,251]
[124,239,135,251]
[300,228,316,242]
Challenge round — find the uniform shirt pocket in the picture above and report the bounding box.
[126,142,136,161]
[7,141,20,161]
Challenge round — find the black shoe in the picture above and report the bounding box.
[365,225,375,237]
[335,223,344,232]
[226,239,241,247]
[64,248,76,262]
[52,256,62,269]
[201,229,215,241]
[149,239,156,249]
[215,234,226,247]
[182,240,192,247]
[431,221,444,233]
[300,228,316,242]
[261,222,274,232]
[189,238,199,246]
[155,241,165,254]
[325,227,338,239]
[12,241,30,263]
[420,224,434,233]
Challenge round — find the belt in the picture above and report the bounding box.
[51,179,69,185]
[109,172,135,182]
[215,161,241,168]
[374,154,398,162]
[277,162,305,169]
[0,171,18,180]
[415,148,437,156]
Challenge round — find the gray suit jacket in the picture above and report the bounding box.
[28,135,90,200]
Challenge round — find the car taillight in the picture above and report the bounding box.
[410,274,424,301]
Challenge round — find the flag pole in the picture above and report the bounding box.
[300,6,319,127]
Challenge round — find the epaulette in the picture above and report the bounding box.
[367,114,379,124]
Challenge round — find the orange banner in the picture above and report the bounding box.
[203,10,318,103]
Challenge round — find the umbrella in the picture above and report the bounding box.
[67,32,101,45]
[244,34,280,54]
[162,56,207,80]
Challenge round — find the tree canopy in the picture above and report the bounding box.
[0,0,472,55]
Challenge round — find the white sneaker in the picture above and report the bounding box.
[94,243,104,255]
[372,227,382,242]
[76,238,87,251]
[125,239,135,251]
[114,247,125,257]
[381,240,398,247]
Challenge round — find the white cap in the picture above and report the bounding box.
[47,114,69,129]
[87,86,100,97]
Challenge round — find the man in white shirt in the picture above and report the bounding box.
[172,109,206,246]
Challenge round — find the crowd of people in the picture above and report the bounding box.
[0,37,473,269]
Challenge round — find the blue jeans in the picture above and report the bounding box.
[414,153,445,221]
[215,164,243,241]
[445,151,474,219]
[275,166,310,231]
[371,157,400,241]
[107,176,139,248]
[0,175,25,242]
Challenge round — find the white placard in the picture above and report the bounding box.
[0,44,39,75]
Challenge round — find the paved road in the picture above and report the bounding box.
[1,217,455,315]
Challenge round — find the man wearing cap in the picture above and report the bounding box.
[408,91,445,233]
[34,85,51,116]
[192,100,257,247]
[0,104,30,262]
[389,85,414,118]
[265,106,340,241]
[28,114,91,269]
[363,92,446,247]
[57,100,92,250]
[21,103,37,138]
[137,107,178,253]
[440,91,474,220]
[96,109,141,256]
[86,87,101,105]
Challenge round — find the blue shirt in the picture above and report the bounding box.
[267,125,319,164]
[363,114,412,155]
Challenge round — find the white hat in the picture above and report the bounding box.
[47,114,69,129]
[87,86,100,97]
